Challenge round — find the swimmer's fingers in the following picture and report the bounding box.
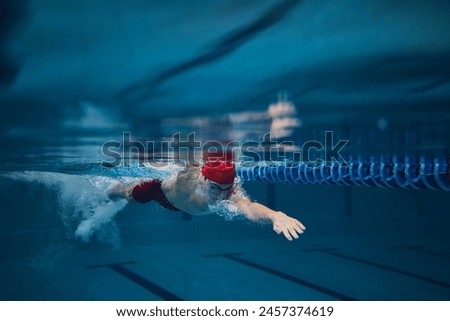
[295,219,306,231]
[287,225,299,240]
[272,212,305,241]
[275,221,296,241]
[282,227,293,241]
[273,223,291,241]
[284,219,307,241]
[284,218,304,240]
[292,218,306,233]
[273,225,283,235]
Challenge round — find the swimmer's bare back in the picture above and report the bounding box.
[108,168,211,215]
[160,167,213,215]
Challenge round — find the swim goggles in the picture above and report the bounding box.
[207,180,233,191]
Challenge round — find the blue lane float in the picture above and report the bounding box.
[236,156,450,191]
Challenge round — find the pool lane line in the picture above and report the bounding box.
[204,253,355,301]
[308,248,450,289]
[391,245,450,260]
[86,261,182,301]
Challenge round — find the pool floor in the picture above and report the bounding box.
[1,234,450,300]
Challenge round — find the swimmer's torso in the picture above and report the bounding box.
[161,166,213,216]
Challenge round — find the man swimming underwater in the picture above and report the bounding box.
[108,160,305,241]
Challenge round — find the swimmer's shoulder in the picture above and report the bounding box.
[177,163,201,179]
[227,184,249,201]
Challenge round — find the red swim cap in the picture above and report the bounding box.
[201,161,236,185]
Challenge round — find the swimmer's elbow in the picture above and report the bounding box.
[236,198,252,207]
[236,198,252,213]
[236,198,259,222]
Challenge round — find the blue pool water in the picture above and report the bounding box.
[1,0,450,300]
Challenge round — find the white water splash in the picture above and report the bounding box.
[3,171,136,247]
[207,178,248,221]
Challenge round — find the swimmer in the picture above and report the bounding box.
[108,161,305,241]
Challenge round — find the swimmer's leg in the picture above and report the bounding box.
[108,182,136,201]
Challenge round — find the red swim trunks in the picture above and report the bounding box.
[131,180,180,211]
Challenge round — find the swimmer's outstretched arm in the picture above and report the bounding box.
[235,198,305,241]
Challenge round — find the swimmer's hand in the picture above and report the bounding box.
[271,211,306,241]
[235,198,305,241]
